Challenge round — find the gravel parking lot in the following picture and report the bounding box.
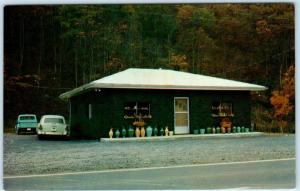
[4,133,295,176]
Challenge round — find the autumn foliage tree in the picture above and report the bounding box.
[270,65,295,133]
[169,53,189,72]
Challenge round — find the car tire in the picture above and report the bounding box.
[64,135,70,140]
[38,135,43,140]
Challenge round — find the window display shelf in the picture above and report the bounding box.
[124,115,152,119]
[212,113,234,117]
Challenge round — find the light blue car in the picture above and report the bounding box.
[15,114,38,134]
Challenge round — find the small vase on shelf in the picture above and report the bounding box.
[153,126,158,136]
[135,127,141,137]
[227,127,231,133]
[122,126,126,138]
[250,123,255,132]
[109,128,113,139]
[221,127,226,134]
[232,126,236,133]
[193,129,199,134]
[241,126,245,133]
[159,127,164,136]
[141,127,145,137]
[165,126,169,136]
[146,126,153,137]
[212,127,216,134]
[207,127,212,134]
[115,129,120,138]
[200,128,205,134]
[128,126,134,137]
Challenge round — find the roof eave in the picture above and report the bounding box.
[59,83,267,100]
[59,83,94,100]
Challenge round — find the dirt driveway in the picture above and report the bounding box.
[4,133,295,176]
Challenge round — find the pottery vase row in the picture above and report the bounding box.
[194,126,253,135]
[109,126,171,138]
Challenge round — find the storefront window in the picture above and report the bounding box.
[124,102,151,119]
[211,101,233,117]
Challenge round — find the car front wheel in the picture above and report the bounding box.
[37,135,43,140]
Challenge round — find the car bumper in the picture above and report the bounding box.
[37,131,67,136]
[18,128,36,132]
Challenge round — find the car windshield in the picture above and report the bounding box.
[44,118,64,124]
[20,116,36,120]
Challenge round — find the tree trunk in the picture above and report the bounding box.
[280,120,284,134]
[168,50,171,66]
[39,16,44,76]
[54,46,57,75]
[192,34,195,73]
[90,44,93,81]
[75,50,78,87]
[59,47,62,86]
[103,51,106,74]
[19,16,24,73]
[279,62,282,88]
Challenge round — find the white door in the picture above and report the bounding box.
[174,97,189,134]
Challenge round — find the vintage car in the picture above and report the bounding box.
[15,114,38,134]
[37,115,68,139]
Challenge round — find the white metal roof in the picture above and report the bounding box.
[59,68,267,100]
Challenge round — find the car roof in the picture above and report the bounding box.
[41,115,64,118]
[19,114,36,116]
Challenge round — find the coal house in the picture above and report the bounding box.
[59,68,267,139]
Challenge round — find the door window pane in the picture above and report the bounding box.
[175,113,188,126]
[175,99,188,112]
